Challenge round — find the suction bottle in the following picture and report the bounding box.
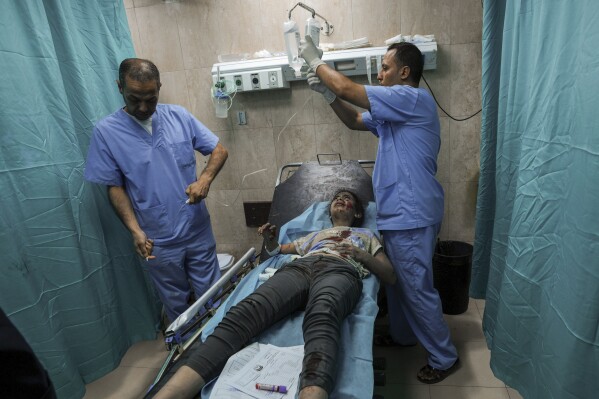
[305,17,321,47]
[283,19,303,78]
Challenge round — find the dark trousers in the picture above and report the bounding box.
[186,255,363,393]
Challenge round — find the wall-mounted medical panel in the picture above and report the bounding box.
[211,41,437,92]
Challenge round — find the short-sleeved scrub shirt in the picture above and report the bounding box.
[84,104,219,245]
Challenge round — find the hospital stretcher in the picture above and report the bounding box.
[145,157,385,399]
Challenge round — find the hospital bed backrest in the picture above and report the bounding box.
[262,160,374,259]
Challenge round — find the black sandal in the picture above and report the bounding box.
[416,358,460,384]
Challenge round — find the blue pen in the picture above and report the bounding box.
[255,383,288,393]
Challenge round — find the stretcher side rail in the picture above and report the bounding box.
[145,248,257,397]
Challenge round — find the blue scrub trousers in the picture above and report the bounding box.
[382,224,458,370]
[144,226,221,322]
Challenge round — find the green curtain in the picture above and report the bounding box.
[472,1,599,398]
[0,1,161,398]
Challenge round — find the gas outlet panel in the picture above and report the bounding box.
[213,67,289,93]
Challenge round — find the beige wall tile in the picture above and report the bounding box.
[274,124,317,169]
[358,131,378,161]
[450,114,481,182]
[123,0,134,9]
[205,189,247,244]
[400,0,450,45]
[423,44,451,117]
[195,130,240,191]
[427,0,451,45]
[351,0,401,47]
[439,181,451,241]
[315,123,361,161]
[229,90,274,130]
[242,188,276,202]
[159,70,191,109]
[312,89,338,124]
[451,0,483,45]
[176,0,264,69]
[400,0,425,37]
[233,128,278,189]
[271,82,315,128]
[125,8,142,57]
[448,181,478,241]
[186,68,234,133]
[450,43,482,117]
[134,3,185,72]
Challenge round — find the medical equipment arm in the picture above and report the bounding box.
[107,185,154,259]
[186,143,228,204]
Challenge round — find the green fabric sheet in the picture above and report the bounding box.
[0,1,160,398]
[472,1,599,398]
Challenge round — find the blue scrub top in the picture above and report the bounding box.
[362,85,444,230]
[84,104,219,245]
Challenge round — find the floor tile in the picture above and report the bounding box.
[474,299,486,319]
[373,344,429,385]
[507,387,524,399]
[444,303,486,342]
[437,341,504,387]
[430,386,510,399]
[120,335,170,368]
[374,383,430,399]
[83,366,159,399]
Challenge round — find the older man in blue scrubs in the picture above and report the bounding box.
[299,39,459,384]
[84,58,228,324]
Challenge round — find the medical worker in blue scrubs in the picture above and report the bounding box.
[84,58,228,324]
[299,39,459,384]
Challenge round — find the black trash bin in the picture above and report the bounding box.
[433,240,473,315]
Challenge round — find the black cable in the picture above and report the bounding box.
[421,74,482,122]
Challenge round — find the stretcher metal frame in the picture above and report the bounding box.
[146,248,257,396]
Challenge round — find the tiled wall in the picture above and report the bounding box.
[123,0,482,258]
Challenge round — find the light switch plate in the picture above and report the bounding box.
[237,111,247,125]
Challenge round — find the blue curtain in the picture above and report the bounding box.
[472,1,599,398]
[0,1,161,398]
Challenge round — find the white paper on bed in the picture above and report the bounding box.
[211,343,303,399]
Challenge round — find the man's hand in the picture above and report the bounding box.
[132,230,156,260]
[185,177,210,204]
[299,35,325,71]
[307,72,336,104]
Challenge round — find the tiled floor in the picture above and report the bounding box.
[84,299,525,399]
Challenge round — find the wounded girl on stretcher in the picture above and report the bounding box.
[153,189,395,399]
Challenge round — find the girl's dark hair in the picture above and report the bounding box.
[330,189,364,227]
